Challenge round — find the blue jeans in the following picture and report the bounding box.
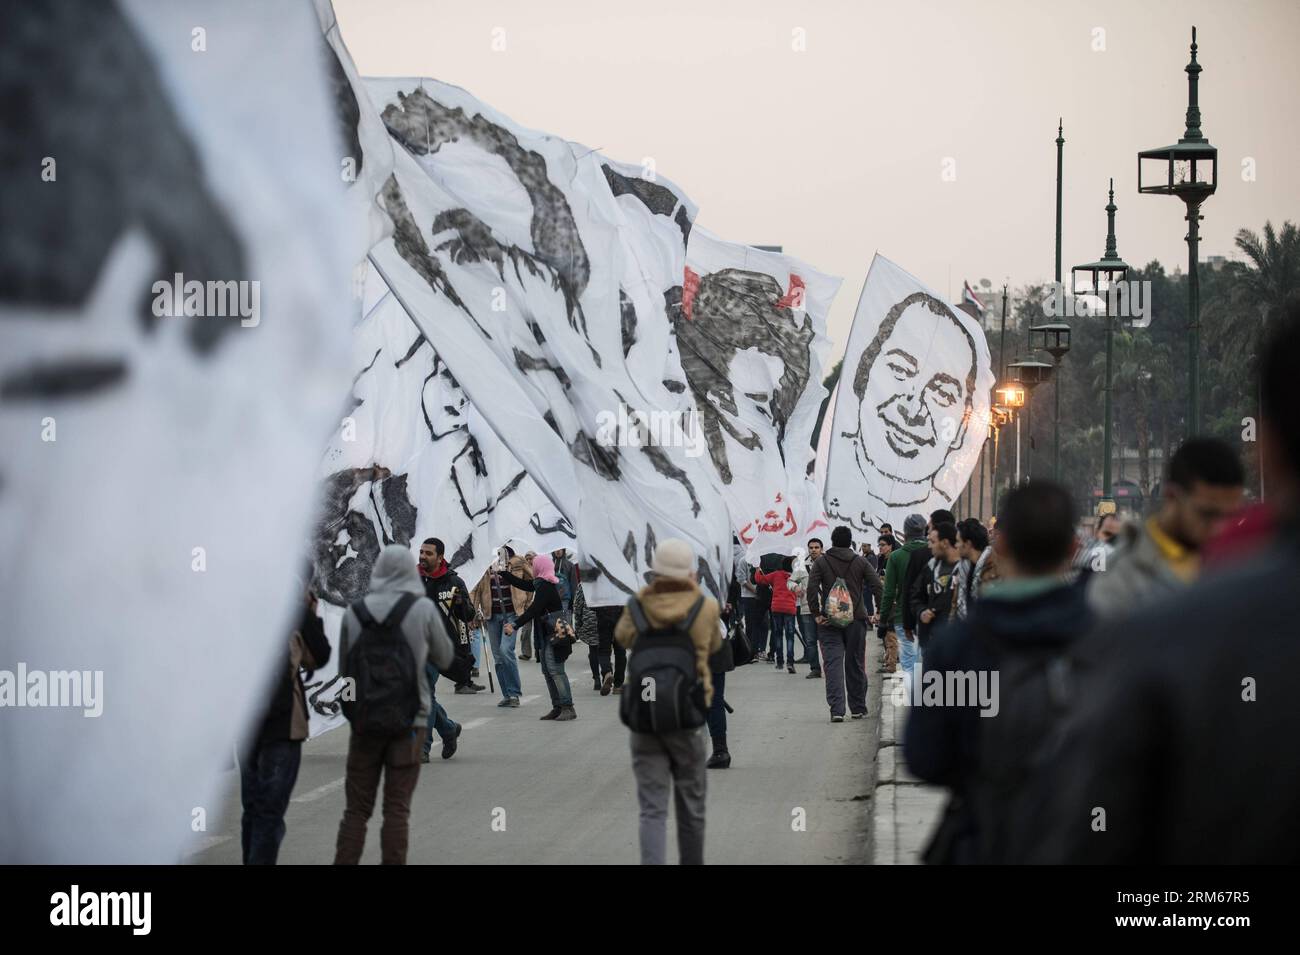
[541,639,573,707]
[896,623,917,675]
[485,613,521,700]
[424,663,459,753]
[240,737,302,864]
[770,613,797,665]
[798,613,820,670]
[469,626,482,669]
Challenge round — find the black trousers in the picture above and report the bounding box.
[594,605,627,687]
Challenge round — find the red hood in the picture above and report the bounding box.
[419,559,449,580]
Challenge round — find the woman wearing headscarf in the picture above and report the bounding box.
[501,553,573,720]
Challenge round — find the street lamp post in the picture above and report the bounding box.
[1072,180,1131,516]
[1138,27,1217,436]
[1028,322,1072,480]
[1007,357,1054,482]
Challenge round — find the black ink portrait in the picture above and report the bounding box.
[842,292,978,508]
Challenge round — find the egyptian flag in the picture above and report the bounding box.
[961,281,986,317]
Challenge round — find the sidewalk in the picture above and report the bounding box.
[870,669,946,865]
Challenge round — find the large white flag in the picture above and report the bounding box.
[313,262,576,610]
[364,78,732,603]
[824,254,993,535]
[0,0,352,862]
[679,229,839,557]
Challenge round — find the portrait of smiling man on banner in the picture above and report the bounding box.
[825,256,993,534]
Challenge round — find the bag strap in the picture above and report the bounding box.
[383,592,418,629]
[679,596,706,634]
[352,599,378,630]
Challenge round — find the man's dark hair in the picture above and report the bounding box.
[1166,437,1244,490]
[998,482,1076,574]
[932,521,958,547]
[930,508,955,527]
[424,537,445,556]
[1261,296,1300,472]
[851,293,978,415]
[807,537,823,548]
[878,534,899,551]
[830,525,852,548]
[880,523,893,533]
[957,518,988,552]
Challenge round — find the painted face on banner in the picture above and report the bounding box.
[856,296,976,487]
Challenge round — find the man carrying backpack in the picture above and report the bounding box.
[334,544,455,865]
[615,538,722,865]
[807,525,882,722]
[903,482,1092,864]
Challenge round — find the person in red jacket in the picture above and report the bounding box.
[756,556,799,673]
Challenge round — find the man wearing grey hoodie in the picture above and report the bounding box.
[334,545,455,865]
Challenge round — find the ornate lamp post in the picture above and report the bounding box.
[1007,357,1054,482]
[1138,27,1217,436]
[1072,180,1131,516]
[1028,322,1072,481]
[995,380,1027,486]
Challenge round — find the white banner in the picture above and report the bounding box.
[0,0,351,861]
[824,254,993,535]
[364,77,732,604]
[680,228,839,558]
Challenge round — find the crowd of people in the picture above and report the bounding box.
[235,302,1300,866]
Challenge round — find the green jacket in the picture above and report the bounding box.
[879,539,928,626]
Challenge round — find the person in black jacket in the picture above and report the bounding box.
[240,580,331,865]
[706,570,742,769]
[900,508,955,657]
[1046,303,1300,864]
[904,483,1091,864]
[418,537,480,762]
[501,553,573,720]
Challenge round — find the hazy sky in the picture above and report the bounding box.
[335,0,1300,356]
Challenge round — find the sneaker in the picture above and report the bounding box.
[555,705,577,721]
[787,664,796,674]
[468,681,486,692]
[612,684,623,695]
[506,697,520,707]
[420,750,431,764]
[496,697,514,707]
[454,684,478,695]
[518,652,531,661]
[830,714,845,723]
[441,723,462,760]
[601,672,614,696]
[806,670,822,679]
[539,707,561,721]
[851,712,865,720]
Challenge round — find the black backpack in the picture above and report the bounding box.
[970,634,1075,865]
[619,596,707,733]
[342,593,420,736]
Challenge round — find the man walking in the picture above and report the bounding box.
[878,513,929,687]
[807,526,881,722]
[471,558,522,707]
[418,537,480,762]
[334,545,454,864]
[616,538,722,864]
[790,537,824,676]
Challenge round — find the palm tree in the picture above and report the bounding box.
[1090,330,1173,494]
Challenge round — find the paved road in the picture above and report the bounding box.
[188,644,884,865]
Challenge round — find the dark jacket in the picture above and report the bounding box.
[255,603,331,744]
[908,556,956,648]
[901,544,931,632]
[421,563,476,684]
[501,571,563,632]
[806,546,882,622]
[904,577,1093,864]
[1049,538,1300,864]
